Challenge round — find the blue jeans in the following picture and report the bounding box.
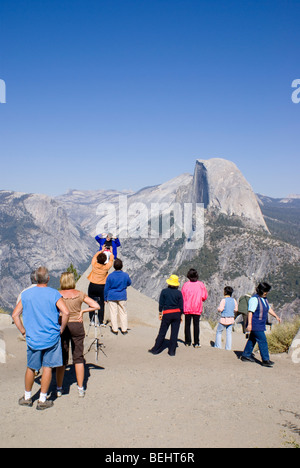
[242,331,270,362]
[214,323,233,350]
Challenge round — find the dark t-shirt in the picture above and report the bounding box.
[159,287,184,313]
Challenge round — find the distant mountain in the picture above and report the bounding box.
[192,159,268,230]
[57,159,268,237]
[57,188,133,233]
[55,159,299,320]
[257,194,300,248]
[0,159,299,320]
[0,191,94,311]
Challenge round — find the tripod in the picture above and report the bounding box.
[86,310,107,362]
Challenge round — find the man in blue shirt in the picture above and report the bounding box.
[12,266,69,410]
[104,258,131,335]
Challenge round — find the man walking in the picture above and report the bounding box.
[12,266,69,410]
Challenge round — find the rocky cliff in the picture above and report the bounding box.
[57,159,268,237]
[0,191,94,310]
[193,159,268,230]
[0,159,299,320]
[55,158,298,320]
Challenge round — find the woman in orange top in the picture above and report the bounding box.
[87,248,114,325]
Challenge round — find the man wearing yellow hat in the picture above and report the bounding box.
[148,275,183,356]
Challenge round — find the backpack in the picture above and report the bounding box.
[238,294,251,315]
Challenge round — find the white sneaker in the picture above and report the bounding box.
[78,387,85,398]
[56,388,63,397]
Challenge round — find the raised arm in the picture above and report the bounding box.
[104,253,114,270]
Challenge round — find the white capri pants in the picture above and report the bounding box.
[108,301,128,332]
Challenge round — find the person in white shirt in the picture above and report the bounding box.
[16,270,38,305]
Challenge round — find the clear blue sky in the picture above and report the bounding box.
[0,0,299,198]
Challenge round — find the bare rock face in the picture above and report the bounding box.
[56,158,267,239]
[0,191,94,310]
[193,159,268,230]
[1,158,298,320]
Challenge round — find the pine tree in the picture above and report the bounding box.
[66,263,81,283]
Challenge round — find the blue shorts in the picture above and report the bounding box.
[27,339,63,371]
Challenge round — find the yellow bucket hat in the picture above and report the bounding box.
[166,274,180,287]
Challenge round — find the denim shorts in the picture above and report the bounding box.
[27,339,63,371]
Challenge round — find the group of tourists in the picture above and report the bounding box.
[86,233,130,334]
[149,273,281,368]
[149,269,207,356]
[12,232,281,411]
[12,233,128,410]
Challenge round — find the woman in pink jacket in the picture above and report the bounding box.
[181,269,208,348]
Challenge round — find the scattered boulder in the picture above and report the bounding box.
[0,331,6,364]
[0,313,12,330]
[289,328,300,364]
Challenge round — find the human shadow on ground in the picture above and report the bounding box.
[233,350,264,366]
[32,363,104,401]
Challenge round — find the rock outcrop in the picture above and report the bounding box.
[0,159,298,321]
[193,159,268,230]
[0,191,94,310]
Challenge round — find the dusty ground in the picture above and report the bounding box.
[0,315,299,449]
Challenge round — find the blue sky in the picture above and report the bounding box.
[0,0,299,198]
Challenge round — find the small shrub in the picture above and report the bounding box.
[267,317,300,354]
[66,263,81,283]
[208,319,217,330]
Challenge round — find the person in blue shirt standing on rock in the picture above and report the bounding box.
[241,282,281,367]
[104,258,131,335]
[95,232,121,258]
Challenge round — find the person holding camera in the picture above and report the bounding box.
[87,247,114,325]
